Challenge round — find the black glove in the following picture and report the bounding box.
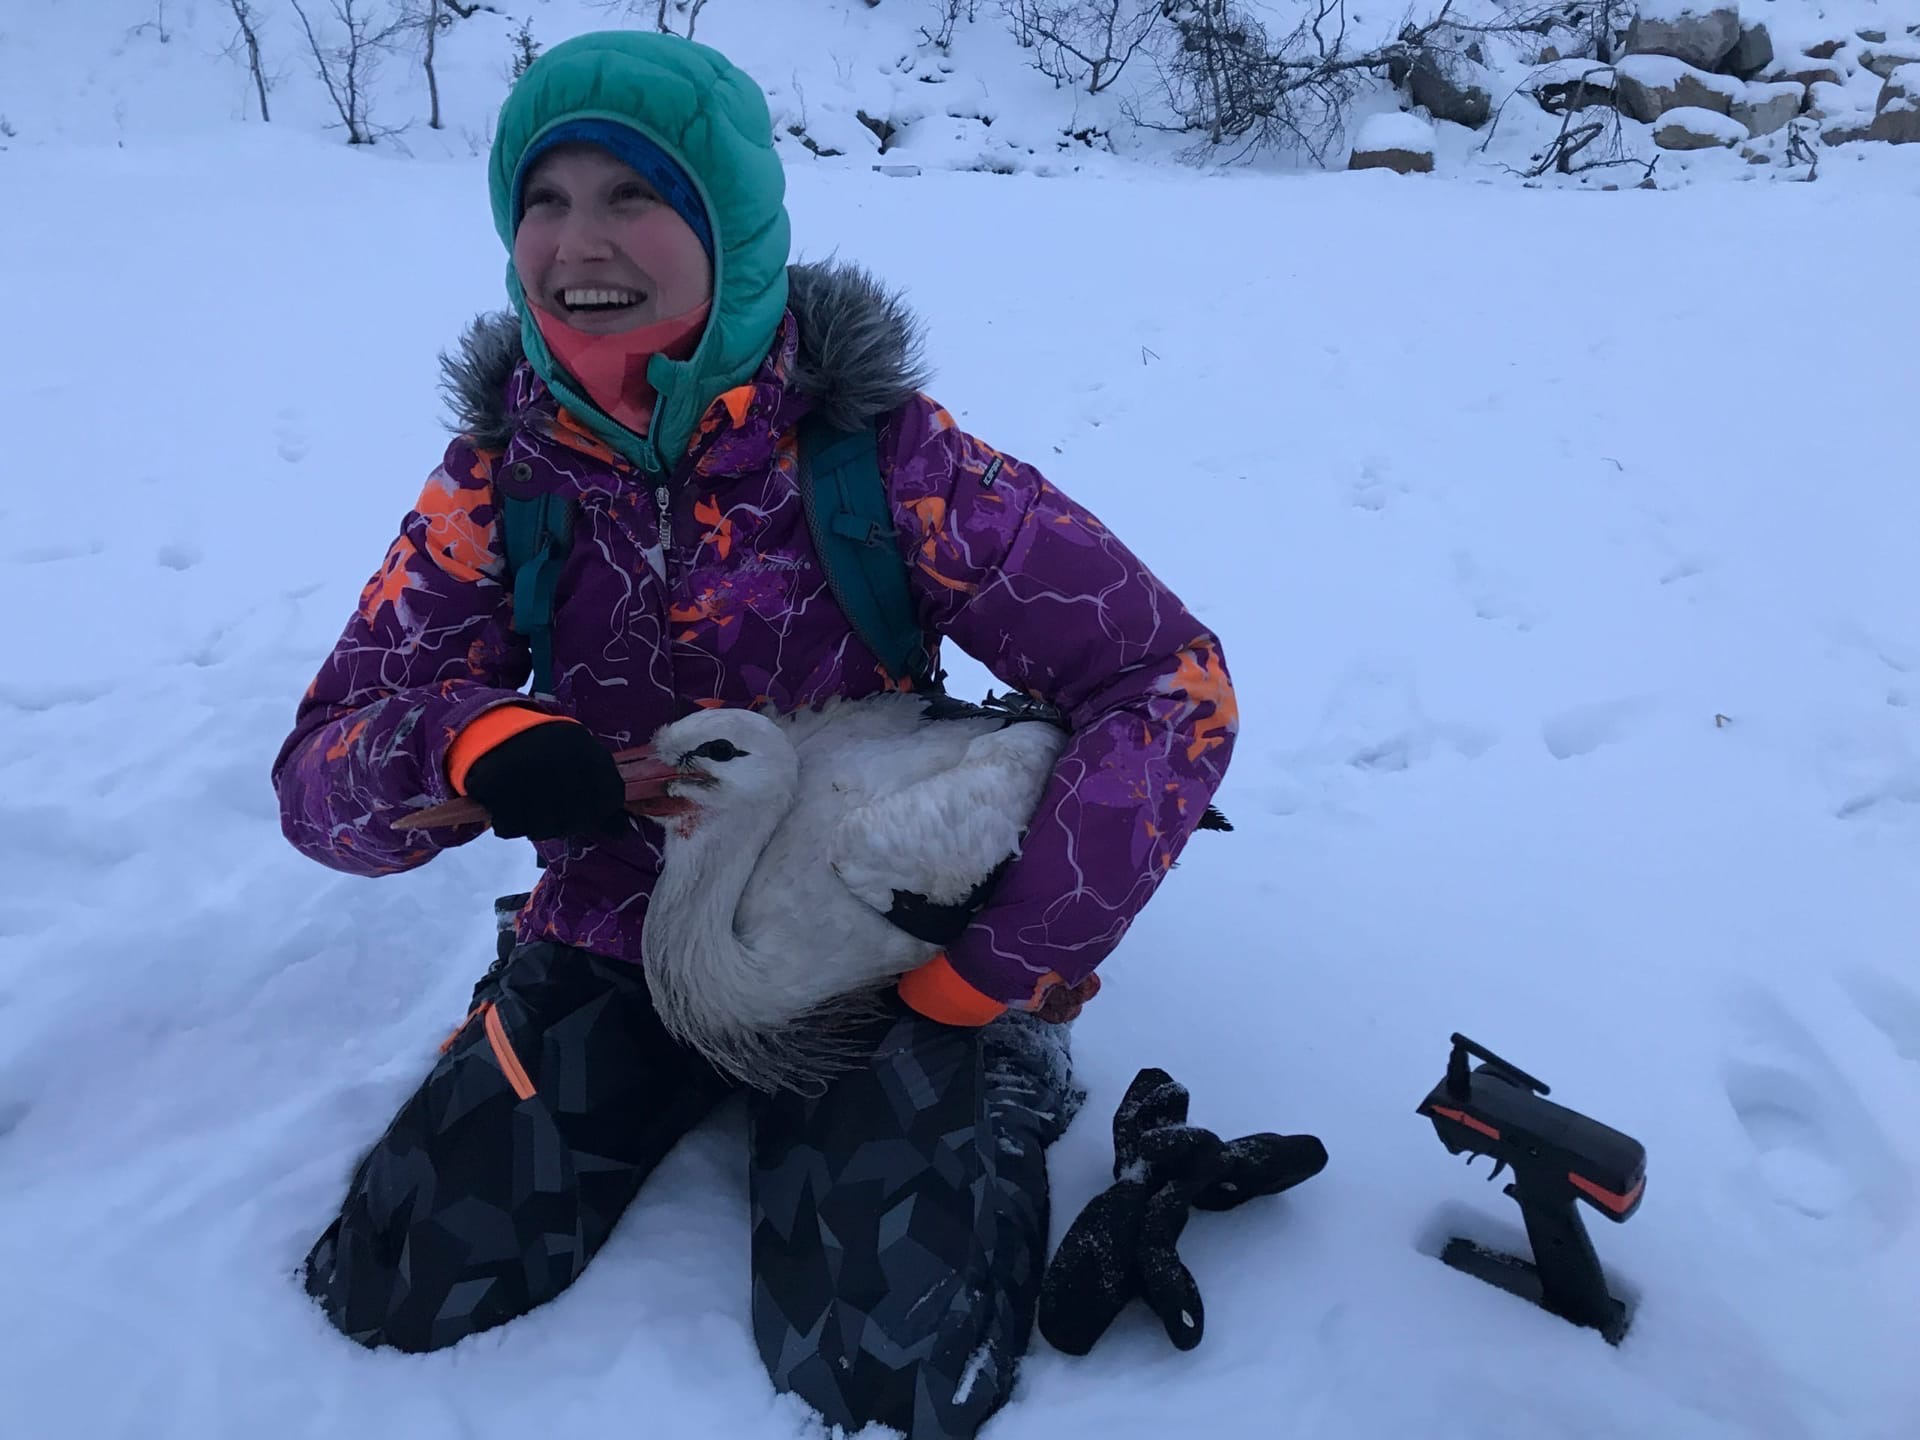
[460,720,627,841]
[1038,1067,1327,1357]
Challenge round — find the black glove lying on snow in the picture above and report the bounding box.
[1038,1067,1327,1356]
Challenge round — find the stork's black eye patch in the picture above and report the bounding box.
[686,739,749,764]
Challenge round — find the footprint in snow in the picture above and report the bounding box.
[1725,1067,1859,1227]
[1452,550,1541,631]
[1657,555,1709,586]
[1540,698,1649,760]
[1346,455,1404,512]
[1838,970,1920,1065]
[1313,662,1495,778]
[1722,989,1913,1253]
[275,408,310,464]
[1833,770,1920,823]
[155,541,201,572]
[1822,618,1917,678]
[5,540,106,566]
[0,679,113,714]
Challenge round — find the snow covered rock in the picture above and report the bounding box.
[1858,29,1888,45]
[1530,59,1618,114]
[1806,81,1859,120]
[1615,53,1743,121]
[1409,49,1493,129]
[1819,119,1872,146]
[1625,0,1741,71]
[1348,111,1436,173]
[1804,39,1847,62]
[1653,106,1749,149]
[1732,80,1806,136]
[1869,65,1920,143]
[1775,59,1850,91]
[1861,42,1920,80]
[1723,21,1775,80]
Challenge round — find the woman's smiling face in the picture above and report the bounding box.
[512,143,712,334]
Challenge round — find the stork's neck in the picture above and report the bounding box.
[643,789,798,1039]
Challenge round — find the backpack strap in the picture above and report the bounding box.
[797,415,941,693]
[494,460,575,701]
[494,426,937,699]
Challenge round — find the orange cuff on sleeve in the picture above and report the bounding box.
[446,706,568,796]
[898,954,1008,1027]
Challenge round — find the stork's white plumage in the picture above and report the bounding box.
[636,693,1070,1091]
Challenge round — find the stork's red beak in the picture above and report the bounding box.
[396,743,705,832]
[614,744,704,817]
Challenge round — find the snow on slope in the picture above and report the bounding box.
[0,127,1916,1438]
[7,0,1920,186]
[0,0,1142,174]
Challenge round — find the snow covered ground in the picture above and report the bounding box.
[3,129,1916,1439]
[4,2,1920,1432]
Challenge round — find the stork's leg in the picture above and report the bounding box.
[301,940,736,1352]
[747,1003,1084,1439]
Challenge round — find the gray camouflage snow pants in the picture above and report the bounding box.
[302,939,1079,1439]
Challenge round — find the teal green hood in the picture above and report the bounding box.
[488,31,792,472]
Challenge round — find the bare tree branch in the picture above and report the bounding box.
[922,0,982,51]
[590,0,718,40]
[1144,1,1466,157]
[423,0,443,128]
[289,0,407,145]
[1001,1,1164,94]
[1497,84,1654,182]
[128,1,174,45]
[1784,118,1820,182]
[221,0,274,121]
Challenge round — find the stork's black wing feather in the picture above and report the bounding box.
[883,858,1013,946]
[917,690,1070,731]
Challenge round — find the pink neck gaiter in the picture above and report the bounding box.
[534,301,711,437]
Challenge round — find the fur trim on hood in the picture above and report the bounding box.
[440,261,932,450]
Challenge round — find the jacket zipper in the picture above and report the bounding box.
[656,480,679,673]
[655,484,674,575]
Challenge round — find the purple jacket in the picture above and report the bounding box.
[272,264,1237,1009]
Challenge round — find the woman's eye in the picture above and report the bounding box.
[524,189,564,211]
[611,183,656,205]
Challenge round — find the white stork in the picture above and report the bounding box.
[407,692,1227,1093]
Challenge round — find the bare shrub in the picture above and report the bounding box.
[510,19,542,79]
[289,0,408,145]
[590,0,719,41]
[923,1,983,51]
[128,2,174,44]
[1001,0,1164,93]
[1138,1,1467,162]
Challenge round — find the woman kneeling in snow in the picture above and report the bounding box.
[273,29,1235,1439]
